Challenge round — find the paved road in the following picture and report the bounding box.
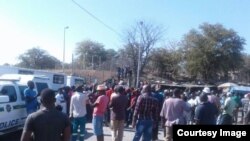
[0,123,165,141]
[0,130,23,141]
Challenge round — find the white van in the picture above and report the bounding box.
[66,75,85,87]
[0,66,67,91]
[0,74,50,96]
[33,70,66,91]
[0,74,49,135]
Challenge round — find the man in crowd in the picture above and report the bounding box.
[24,81,38,115]
[21,88,71,141]
[109,85,128,141]
[160,88,190,141]
[90,84,109,141]
[194,93,218,125]
[132,84,158,141]
[242,94,250,124]
[70,85,89,141]
[244,93,250,124]
[219,92,237,125]
[55,87,67,114]
[203,87,220,111]
[151,85,164,141]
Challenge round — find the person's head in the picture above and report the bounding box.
[141,84,151,94]
[96,84,107,95]
[246,93,250,99]
[200,93,208,102]
[180,94,187,102]
[124,88,130,95]
[58,87,64,94]
[151,84,156,93]
[132,89,138,96]
[173,88,181,98]
[75,84,84,92]
[164,89,170,97]
[71,85,76,92]
[115,85,125,95]
[190,93,196,99]
[40,88,56,108]
[27,81,35,89]
[64,86,71,94]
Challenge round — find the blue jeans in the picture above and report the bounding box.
[133,119,153,141]
[92,115,104,136]
[72,116,86,141]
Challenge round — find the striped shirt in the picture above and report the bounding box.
[133,93,158,123]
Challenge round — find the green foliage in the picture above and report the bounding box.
[183,23,245,82]
[17,47,61,69]
[150,43,182,80]
[75,40,117,69]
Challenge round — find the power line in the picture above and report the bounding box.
[71,0,122,37]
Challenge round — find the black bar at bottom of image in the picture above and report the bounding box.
[173,125,249,141]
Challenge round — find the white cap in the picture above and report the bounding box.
[97,84,107,91]
[202,87,210,94]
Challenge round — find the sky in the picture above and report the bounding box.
[0,0,250,65]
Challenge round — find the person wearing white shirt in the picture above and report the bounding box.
[55,88,67,114]
[70,85,89,141]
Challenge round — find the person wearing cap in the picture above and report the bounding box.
[69,85,89,141]
[90,84,109,141]
[218,92,237,125]
[194,93,218,125]
[203,87,220,110]
[21,88,71,141]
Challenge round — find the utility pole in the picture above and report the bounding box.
[136,21,143,88]
[71,54,74,75]
[92,56,94,70]
[62,26,69,73]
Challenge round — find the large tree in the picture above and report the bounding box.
[238,54,250,83]
[182,23,245,82]
[122,21,163,86]
[17,47,61,69]
[75,40,106,69]
[150,42,182,80]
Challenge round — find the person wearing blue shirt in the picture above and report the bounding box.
[24,81,38,115]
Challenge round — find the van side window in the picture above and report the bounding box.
[0,86,17,102]
[19,86,28,101]
[53,75,64,84]
[75,79,84,85]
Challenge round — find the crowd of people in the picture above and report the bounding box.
[20,80,250,141]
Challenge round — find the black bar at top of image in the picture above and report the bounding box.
[173,125,249,141]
